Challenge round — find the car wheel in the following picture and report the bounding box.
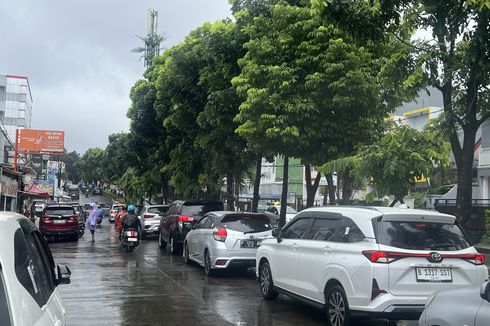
[183,243,190,264]
[325,285,350,326]
[158,232,167,249]
[170,235,179,255]
[204,250,215,276]
[258,261,278,300]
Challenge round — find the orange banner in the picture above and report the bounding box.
[18,129,64,154]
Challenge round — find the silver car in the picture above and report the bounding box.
[183,211,273,276]
[419,281,490,325]
[139,204,169,239]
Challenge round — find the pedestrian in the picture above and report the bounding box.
[23,205,30,218]
[85,203,98,242]
[30,201,36,219]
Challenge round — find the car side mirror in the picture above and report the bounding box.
[272,228,283,243]
[481,281,490,302]
[56,264,71,285]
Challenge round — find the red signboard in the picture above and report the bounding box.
[18,129,64,154]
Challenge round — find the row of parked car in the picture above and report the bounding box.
[132,199,489,326]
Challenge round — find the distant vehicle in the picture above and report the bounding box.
[93,187,102,195]
[256,206,487,325]
[264,205,297,225]
[109,204,124,223]
[67,185,79,199]
[0,213,71,326]
[32,199,46,216]
[40,205,80,241]
[184,212,272,276]
[159,200,224,255]
[419,281,490,326]
[138,204,169,239]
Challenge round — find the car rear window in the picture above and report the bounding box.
[377,221,470,251]
[44,207,74,216]
[220,214,271,233]
[182,202,223,216]
[148,206,168,215]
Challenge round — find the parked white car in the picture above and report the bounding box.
[184,211,273,276]
[0,212,71,326]
[138,204,169,239]
[265,205,297,225]
[256,206,488,326]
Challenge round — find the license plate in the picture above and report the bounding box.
[240,240,261,248]
[53,220,66,224]
[128,237,138,242]
[416,267,452,282]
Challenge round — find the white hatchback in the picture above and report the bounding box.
[0,212,71,326]
[256,206,488,326]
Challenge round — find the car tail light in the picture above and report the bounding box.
[178,215,195,228]
[144,214,154,219]
[213,227,227,242]
[363,251,397,263]
[363,251,486,265]
[40,216,53,224]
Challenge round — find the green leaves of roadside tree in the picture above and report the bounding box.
[357,124,451,207]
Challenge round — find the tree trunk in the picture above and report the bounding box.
[326,173,336,205]
[341,169,352,205]
[279,156,289,227]
[252,157,262,213]
[454,127,477,228]
[226,160,235,211]
[305,164,321,208]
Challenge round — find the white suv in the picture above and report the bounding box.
[256,206,488,326]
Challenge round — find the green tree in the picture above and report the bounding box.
[358,125,451,206]
[62,150,81,183]
[78,148,104,184]
[313,0,490,229]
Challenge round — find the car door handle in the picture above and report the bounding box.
[322,245,333,253]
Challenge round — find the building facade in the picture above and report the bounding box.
[0,74,33,163]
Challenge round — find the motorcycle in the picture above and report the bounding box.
[121,228,140,253]
[77,219,85,238]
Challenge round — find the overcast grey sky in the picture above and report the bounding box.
[0,0,231,153]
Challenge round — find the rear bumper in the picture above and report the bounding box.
[41,229,78,238]
[351,294,426,320]
[143,224,160,235]
[211,248,258,269]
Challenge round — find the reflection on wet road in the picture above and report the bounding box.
[49,195,416,326]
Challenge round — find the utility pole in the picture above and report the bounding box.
[132,9,166,68]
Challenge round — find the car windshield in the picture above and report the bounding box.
[182,202,223,216]
[44,208,74,216]
[286,206,297,214]
[148,206,168,215]
[377,221,470,251]
[220,214,272,233]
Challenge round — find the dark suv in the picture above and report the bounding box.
[158,200,223,255]
[39,205,79,241]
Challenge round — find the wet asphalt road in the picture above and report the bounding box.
[47,194,486,326]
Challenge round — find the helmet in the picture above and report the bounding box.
[127,204,136,213]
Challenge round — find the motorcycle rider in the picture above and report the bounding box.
[121,204,140,233]
[115,205,128,239]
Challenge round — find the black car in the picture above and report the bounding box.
[158,200,223,255]
[67,185,79,199]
